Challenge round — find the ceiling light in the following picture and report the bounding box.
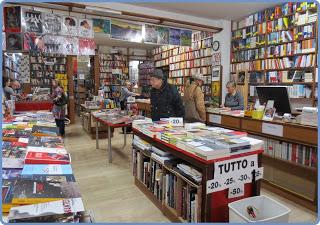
[85,6,122,15]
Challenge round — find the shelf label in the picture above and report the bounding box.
[228,183,245,199]
[209,114,221,124]
[169,117,184,127]
[262,123,283,137]
[206,155,263,194]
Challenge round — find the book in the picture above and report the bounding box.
[214,138,251,152]
[32,125,59,137]
[8,198,85,222]
[28,136,64,148]
[3,179,18,213]
[12,179,81,204]
[22,164,73,175]
[25,152,71,164]
[3,158,25,169]
[2,169,22,179]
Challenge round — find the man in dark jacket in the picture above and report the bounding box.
[150,69,185,121]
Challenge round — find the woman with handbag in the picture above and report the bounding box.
[51,79,67,137]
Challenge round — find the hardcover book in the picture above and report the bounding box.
[25,152,71,164]
[31,126,59,137]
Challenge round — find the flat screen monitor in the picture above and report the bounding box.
[256,86,292,115]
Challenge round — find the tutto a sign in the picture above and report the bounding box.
[206,155,263,194]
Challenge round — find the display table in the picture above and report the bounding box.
[132,128,263,222]
[92,113,130,163]
[206,111,318,211]
[15,101,53,112]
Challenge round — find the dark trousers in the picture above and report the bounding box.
[55,119,65,137]
[120,100,125,110]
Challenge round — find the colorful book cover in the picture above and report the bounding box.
[12,180,81,204]
[31,126,59,137]
[2,179,17,213]
[180,30,192,46]
[145,24,158,44]
[169,28,181,45]
[25,152,71,164]
[93,18,111,34]
[21,164,73,175]
[156,26,169,44]
[2,169,22,180]
[4,6,21,32]
[28,136,64,148]
[8,198,84,222]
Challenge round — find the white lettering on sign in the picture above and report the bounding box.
[228,183,245,198]
[169,117,184,127]
[206,155,263,194]
[262,123,283,137]
[209,114,221,124]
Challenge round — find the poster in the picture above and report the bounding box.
[44,35,64,54]
[24,33,45,52]
[111,19,142,42]
[79,38,96,55]
[180,29,192,46]
[61,16,78,36]
[144,24,157,44]
[78,18,94,38]
[169,28,181,45]
[212,81,220,97]
[156,26,169,44]
[62,37,79,55]
[6,33,23,51]
[93,19,110,34]
[43,13,62,35]
[212,52,221,66]
[22,9,43,34]
[4,6,21,32]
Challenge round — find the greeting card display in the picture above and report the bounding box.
[61,16,78,36]
[43,13,62,35]
[6,33,23,51]
[145,24,157,44]
[93,19,110,34]
[22,9,43,34]
[24,33,45,52]
[78,19,93,38]
[79,38,96,55]
[44,35,64,53]
[180,30,192,46]
[63,37,79,55]
[169,28,181,46]
[156,26,169,44]
[4,6,21,32]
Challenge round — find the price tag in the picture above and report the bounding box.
[169,117,184,127]
[262,123,283,137]
[228,183,245,198]
[209,114,221,124]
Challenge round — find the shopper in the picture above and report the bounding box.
[119,81,138,110]
[184,74,206,122]
[51,79,67,137]
[221,81,244,110]
[3,77,14,100]
[150,69,185,121]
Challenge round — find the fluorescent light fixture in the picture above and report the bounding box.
[85,6,122,15]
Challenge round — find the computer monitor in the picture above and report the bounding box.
[256,86,292,115]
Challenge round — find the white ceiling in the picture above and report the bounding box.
[132,2,278,20]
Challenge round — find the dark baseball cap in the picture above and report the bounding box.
[150,69,164,80]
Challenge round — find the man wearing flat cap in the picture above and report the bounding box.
[183,74,206,122]
[150,69,185,121]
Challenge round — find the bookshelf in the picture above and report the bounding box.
[231,2,318,108]
[153,31,217,102]
[99,53,129,100]
[138,61,154,98]
[29,52,67,92]
[3,53,21,80]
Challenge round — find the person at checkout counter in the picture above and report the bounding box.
[221,81,244,110]
[150,69,185,121]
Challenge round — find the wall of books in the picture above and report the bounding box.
[153,31,219,104]
[230,2,318,107]
[138,61,154,98]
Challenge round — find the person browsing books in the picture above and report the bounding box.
[150,69,185,121]
[184,74,206,122]
[119,81,139,110]
[51,79,67,137]
[221,81,244,110]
